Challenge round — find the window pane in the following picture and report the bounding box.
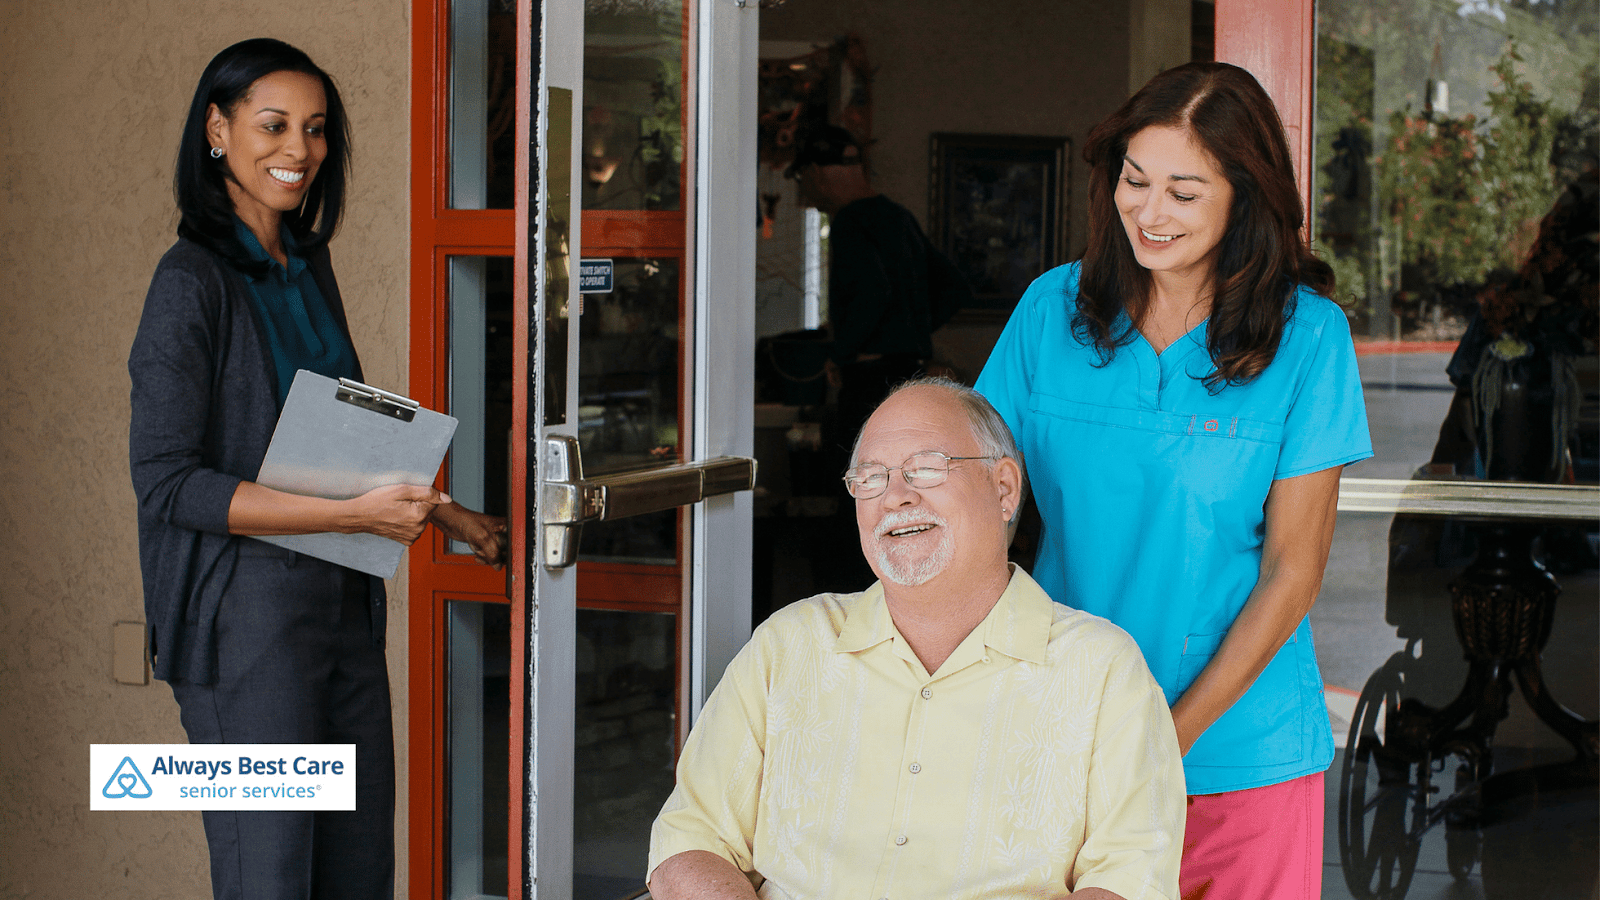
[450,0,517,209]
[446,600,511,900]
[573,609,677,899]
[1313,4,1598,896]
[578,257,682,564]
[447,256,515,555]
[582,0,687,211]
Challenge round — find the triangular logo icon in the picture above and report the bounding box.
[102,756,154,799]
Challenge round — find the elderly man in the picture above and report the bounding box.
[648,377,1185,900]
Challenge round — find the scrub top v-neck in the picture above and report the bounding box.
[976,262,1372,794]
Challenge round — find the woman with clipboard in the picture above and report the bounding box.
[127,38,501,900]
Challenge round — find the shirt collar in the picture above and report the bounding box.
[833,564,1053,667]
[835,582,894,653]
[973,565,1052,665]
[234,218,307,280]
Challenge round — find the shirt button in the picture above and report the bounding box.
[908,762,921,774]
[920,687,933,700]
[895,835,908,846]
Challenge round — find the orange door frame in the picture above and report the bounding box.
[1214,0,1315,215]
[407,2,520,897]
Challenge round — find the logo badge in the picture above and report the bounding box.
[101,756,154,799]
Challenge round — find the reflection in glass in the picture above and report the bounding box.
[446,600,511,900]
[577,257,681,564]
[573,609,677,899]
[448,256,514,556]
[583,0,686,211]
[1312,1,1597,343]
[450,0,517,209]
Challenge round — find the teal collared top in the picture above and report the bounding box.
[235,220,358,408]
[976,262,1373,794]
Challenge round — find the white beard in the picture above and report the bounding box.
[873,509,953,587]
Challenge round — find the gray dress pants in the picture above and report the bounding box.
[170,542,394,900]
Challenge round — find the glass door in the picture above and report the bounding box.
[512,1,759,899]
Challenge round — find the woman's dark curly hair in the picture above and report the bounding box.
[174,38,351,274]
[1078,61,1333,389]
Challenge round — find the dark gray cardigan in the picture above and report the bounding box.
[128,237,384,685]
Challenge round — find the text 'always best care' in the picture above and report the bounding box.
[150,755,346,780]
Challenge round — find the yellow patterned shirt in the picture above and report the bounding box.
[648,566,1184,900]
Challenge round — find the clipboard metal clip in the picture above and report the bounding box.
[335,378,421,423]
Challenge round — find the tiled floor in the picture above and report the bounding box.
[1321,746,1597,900]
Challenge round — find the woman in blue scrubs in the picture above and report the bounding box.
[976,62,1372,900]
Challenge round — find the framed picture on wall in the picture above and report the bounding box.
[928,133,1070,313]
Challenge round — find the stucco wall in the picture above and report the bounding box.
[0,2,411,897]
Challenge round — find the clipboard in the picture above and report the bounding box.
[251,370,458,578]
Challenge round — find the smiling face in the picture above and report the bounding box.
[207,70,328,245]
[853,387,1018,589]
[1115,125,1235,286]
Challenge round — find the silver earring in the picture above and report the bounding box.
[210,147,224,159]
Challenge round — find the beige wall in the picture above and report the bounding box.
[762,0,1134,265]
[0,2,411,897]
[760,0,1190,381]
[1128,0,1194,94]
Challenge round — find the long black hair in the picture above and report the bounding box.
[174,38,351,272]
[1077,62,1333,390]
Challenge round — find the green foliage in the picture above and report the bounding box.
[638,56,683,208]
[1378,43,1558,286]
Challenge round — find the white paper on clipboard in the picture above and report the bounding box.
[251,370,458,578]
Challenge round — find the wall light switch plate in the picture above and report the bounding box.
[112,621,149,685]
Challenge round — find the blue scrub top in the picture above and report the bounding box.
[976,262,1373,794]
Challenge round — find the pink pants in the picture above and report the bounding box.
[1179,772,1324,900]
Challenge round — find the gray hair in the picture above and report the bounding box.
[850,375,1029,522]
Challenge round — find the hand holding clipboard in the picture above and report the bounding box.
[250,370,459,578]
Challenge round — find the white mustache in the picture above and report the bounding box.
[874,508,946,538]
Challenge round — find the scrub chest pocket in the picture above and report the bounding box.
[1023,393,1284,531]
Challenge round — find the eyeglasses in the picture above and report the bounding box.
[842,452,998,500]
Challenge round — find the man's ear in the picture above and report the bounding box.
[992,456,1023,519]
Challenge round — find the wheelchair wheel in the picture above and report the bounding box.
[1339,655,1429,900]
